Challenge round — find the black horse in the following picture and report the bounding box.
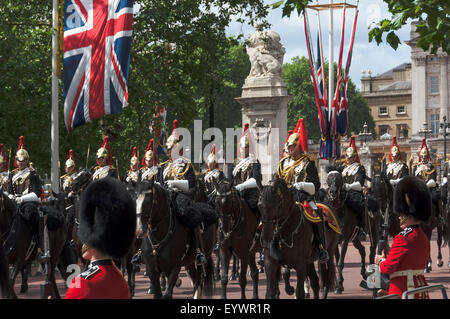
[213,178,260,299]
[258,178,338,299]
[0,231,10,298]
[324,170,368,295]
[365,175,385,264]
[136,180,217,299]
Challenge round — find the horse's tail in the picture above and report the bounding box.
[0,243,10,298]
[318,259,337,293]
[199,255,215,299]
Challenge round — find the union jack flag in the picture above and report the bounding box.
[63,0,134,131]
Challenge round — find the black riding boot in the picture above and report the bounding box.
[193,226,207,266]
[131,249,142,265]
[36,216,50,263]
[358,210,367,242]
[312,209,329,264]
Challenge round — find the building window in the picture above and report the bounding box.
[397,124,408,138]
[379,126,388,136]
[379,106,388,116]
[397,106,406,114]
[430,114,439,134]
[430,76,439,94]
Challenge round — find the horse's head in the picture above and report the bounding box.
[71,169,92,193]
[42,190,66,212]
[371,175,388,209]
[257,178,288,245]
[326,170,343,202]
[135,180,156,238]
[214,178,237,229]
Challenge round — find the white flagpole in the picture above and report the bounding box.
[51,0,60,193]
[328,0,334,123]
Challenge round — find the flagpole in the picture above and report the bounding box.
[328,0,334,124]
[51,0,60,193]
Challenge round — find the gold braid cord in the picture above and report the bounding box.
[170,161,191,180]
[278,155,310,186]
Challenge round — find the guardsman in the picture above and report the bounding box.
[339,136,367,241]
[60,149,78,194]
[8,136,49,262]
[375,176,431,299]
[0,144,9,189]
[412,138,441,226]
[385,136,409,187]
[139,138,160,183]
[161,119,207,265]
[203,144,224,205]
[92,136,117,180]
[229,123,262,216]
[277,118,329,263]
[124,147,139,187]
[65,178,135,299]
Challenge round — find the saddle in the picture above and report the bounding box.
[298,201,342,235]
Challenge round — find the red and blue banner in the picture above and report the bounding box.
[63,0,134,131]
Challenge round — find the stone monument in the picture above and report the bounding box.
[235,27,291,184]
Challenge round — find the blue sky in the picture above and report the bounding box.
[226,0,412,90]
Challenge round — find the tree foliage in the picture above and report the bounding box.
[0,0,269,178]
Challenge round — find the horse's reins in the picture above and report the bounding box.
[217,187,245,242]
[143,187,175,256]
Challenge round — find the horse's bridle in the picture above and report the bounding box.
[216,186,245,242]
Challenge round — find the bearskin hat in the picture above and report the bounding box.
[78,177,136,258]
[393,176,431,222]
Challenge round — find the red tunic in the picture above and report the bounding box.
[379,224,430,299]
[65,259,130,299]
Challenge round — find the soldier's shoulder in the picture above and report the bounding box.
[398,225,419,238]
[79,265,101,280]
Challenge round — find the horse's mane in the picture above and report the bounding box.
[0,191,16,215]
[216,178,232,194]
[260,178,288,203]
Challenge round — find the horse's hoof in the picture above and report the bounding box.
[20,284,28,294]
[285,286,295,295]
[437,259,443,268]
[176,278,182,287]
[230,274,237,281]
[334,287,343,294]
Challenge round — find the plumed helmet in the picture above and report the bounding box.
[418,138,431,163]
[65,149,76,168]
[15,136,29,166]
[166,120,180,150]
[130,147,139,167]
[393,176,431,222]
[207,144,217,167]
[78,177,136,258]
[239,123,250,149]
[0,144,7,167]
[389,136,401,162]
[97,136,112,165]
[286,118,308,153]
[345,136,360,163]
[142,138,158,166]
[281,129,294,158]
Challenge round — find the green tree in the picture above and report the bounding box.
[0,0,269,177]
[272,0,450,54]
[282,56,375,143]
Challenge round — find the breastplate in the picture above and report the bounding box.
[93,166,110,180]
[141,166,158,181]
[12,168,31,195]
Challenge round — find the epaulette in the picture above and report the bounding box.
[399,225,418,237]
[79,265,100,280]
[160,160,170,166]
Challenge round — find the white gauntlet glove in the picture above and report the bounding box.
[166,180,189,192]
[293,182,315,196]
[389,178,401,186]
[235,178,257,192]
[426,179,436,189]
[343,182,362,192]
[15,196,23,205]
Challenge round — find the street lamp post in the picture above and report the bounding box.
[440,115,450,161]
[358,122,372,149]
[418,120,432,140]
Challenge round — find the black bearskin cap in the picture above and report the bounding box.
[393,176,431,222]
[78,177,136,258]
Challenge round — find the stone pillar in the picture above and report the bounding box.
[411,54,427,139]
[358,143,373,187]
[235,29,290,184]
[439,53,449,121]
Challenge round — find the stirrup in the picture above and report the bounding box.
[318,248,329,264]
[196,252,207,266]
[36,251,50,263]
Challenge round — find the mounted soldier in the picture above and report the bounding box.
[124,147,139,188]
[160,119,207,266]
[60,149,78,194]
[384,136,409,186]
[0,144,9,190]
[229,123,262,217]
[92,136,117,181]
[139,138,160,183]
[337,136,368,241]
[7,136,49,262]
[276,118,329,264]
[203,144,224,206]
[411,138,441,222]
